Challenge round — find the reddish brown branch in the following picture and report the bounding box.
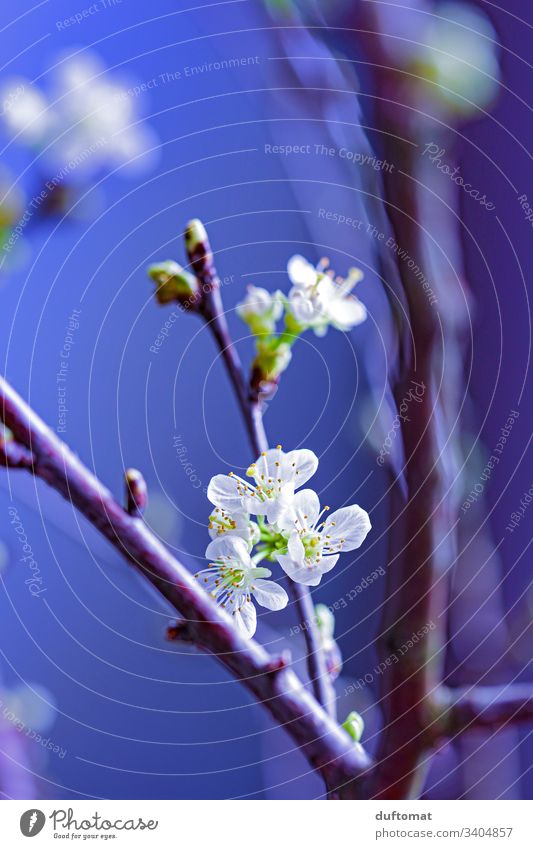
[355,8,446,800]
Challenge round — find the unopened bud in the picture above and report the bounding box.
[237,286,284,336]
[253,340,292,383]
[184,218,208,252]
[315,603,335,639]
[125,468,148,517]
[342,710,365,743]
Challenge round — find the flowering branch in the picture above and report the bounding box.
[0,374,371,797]
[150,220,343,718]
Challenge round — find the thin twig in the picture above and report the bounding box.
[0,374,370,797]
[289,580,337,718]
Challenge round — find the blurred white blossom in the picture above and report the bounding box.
[411,3,500,114]
[0,51,159,177]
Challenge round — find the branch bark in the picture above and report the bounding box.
[0,374,369,797]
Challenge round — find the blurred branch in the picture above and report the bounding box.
[437,686,533,736]
[0,375,369,796]
[353,0,521,799]
[357,26,443,801]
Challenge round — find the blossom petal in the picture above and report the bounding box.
[278,488,320,532]
[284,449,319,488]
[207,474,245,513]
[208,510,259,550]
[275,553,323,587]
[294,488,321,527]
[252,447,290,485]
[233,600,257,638]
[327,296,367,330]
[265,483,295,524]
[287,255,317,289]
[252,579,288,611]
[205,535,252,566]
[287,531,306,566]
[324,505,371,551]
[318,553,340,574]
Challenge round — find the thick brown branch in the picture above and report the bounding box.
[0,375,370,796]
[357,7,445,800]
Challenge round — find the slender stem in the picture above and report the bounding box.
[201,285,268,456]
[185,221,337,719]
[0,374,370,797]
[289,580,337,719]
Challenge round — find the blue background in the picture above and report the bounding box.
[0,0,531,799]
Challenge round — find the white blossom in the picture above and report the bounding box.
[275,489,371,586]
[0,53,158,177]
[287,255,367,335]
[196,536,288,638]
[0,80,50,143]
[207,445,319,525]
[208,507,260,551]
[237,285,283,329]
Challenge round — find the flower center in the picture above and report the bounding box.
[302,533,323,561]
[209,508,237,535]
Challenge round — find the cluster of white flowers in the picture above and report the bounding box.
[0,52,157,176]
[196,446,371,638]
[285,255,367,335]
[238,254,367,338]
[236,255,367,386]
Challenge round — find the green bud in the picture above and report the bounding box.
[148,260,199,305]
[342,711,365,743]
[315,603,335,639]
[184,218,208,252]
[287,310,305,334]
[253,339,292,382]
[237,286,284,337]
